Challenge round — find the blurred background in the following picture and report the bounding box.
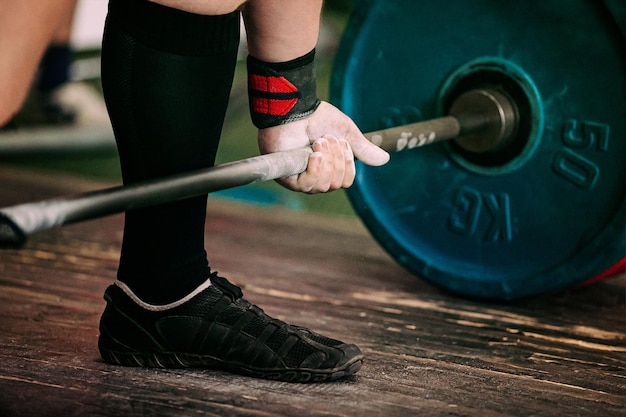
[1,0,358,215]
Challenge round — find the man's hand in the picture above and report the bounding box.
[258,101,390,194]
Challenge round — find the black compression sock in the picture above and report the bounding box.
[102,0,240,304]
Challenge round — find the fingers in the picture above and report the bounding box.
[279,135,355,194]
[340,139,356,188]
[285,150,322,193]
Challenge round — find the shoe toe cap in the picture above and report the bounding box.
[301,342,363,371]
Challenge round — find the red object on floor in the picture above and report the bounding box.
[578,257,626,287]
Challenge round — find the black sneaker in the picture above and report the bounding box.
[98,272,363,382]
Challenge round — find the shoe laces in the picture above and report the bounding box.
[208,271,322,342]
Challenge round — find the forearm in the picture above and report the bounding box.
[148,0,322,62]
[242,0,323,62]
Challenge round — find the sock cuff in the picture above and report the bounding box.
[106,0,240,55]
[114,278,213,312]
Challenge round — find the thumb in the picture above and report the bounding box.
[347,132,390,166]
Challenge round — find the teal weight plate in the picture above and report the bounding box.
[331,0,626,299]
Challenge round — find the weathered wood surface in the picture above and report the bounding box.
[0,166,624,417]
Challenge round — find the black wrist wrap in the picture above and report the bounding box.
[247,49,321,129]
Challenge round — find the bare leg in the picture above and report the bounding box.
[52,0,78,44]
[0,0,78,126]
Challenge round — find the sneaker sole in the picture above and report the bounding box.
[99,342,363,383]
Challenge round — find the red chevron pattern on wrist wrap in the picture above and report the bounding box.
[247,49,320,129]
[248,75,299,117]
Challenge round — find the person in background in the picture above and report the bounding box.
[0,0,108,129]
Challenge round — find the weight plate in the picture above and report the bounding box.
[331,0,626,300]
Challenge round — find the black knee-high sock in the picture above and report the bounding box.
[101,0,240,304]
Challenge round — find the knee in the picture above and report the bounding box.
[0,102,20,128]
[0,86,28,127]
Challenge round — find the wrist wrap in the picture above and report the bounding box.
[247,49,320,129]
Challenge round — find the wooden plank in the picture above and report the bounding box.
[0,166,624,416]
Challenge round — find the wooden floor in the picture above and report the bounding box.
[0,166,624,417]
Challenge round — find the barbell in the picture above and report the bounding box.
[0,87,511,244]
[1,0,624,300]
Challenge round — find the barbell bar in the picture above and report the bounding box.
[0,88,515,249]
